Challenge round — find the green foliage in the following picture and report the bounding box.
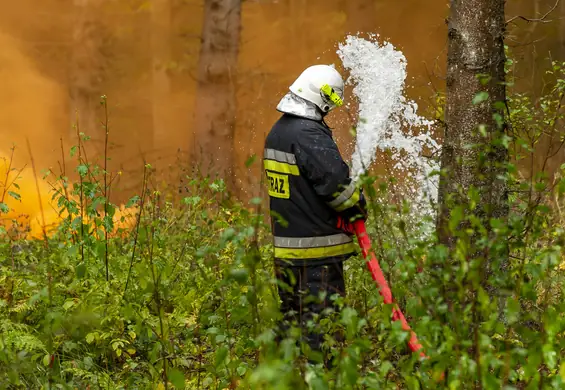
[1,58,565,389]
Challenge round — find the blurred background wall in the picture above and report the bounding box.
[0,0,562,204]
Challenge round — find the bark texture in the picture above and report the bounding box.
[437,0,508,246]
[192,0,241,186]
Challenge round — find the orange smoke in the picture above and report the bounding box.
[0,152,62,239]
[0,31,68,170]
[0,152,138,240]
[0,31,136,240]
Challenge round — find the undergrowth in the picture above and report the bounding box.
[1,62,565,390]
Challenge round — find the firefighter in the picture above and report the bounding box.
[263,64,367,368]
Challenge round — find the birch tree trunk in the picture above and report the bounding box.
[192,0,241,188]
[436,0,508,255]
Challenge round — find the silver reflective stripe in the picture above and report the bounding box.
[264,148,297,164]
[274,233,352,248]
[327,181,357,209]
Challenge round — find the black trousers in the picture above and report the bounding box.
[274,260,346,365]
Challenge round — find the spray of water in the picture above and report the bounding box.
[337,34,441,222]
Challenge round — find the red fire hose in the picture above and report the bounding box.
[353,219,427,359]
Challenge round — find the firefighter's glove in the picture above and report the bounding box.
[337,190,367,235]
[340,189,368,223]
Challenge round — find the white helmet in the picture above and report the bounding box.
[288,65,345,113]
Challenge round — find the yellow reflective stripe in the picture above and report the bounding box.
[274,233,352,248]
[334,186,361,212]
[263,159,300,176]
[274,242,356,259]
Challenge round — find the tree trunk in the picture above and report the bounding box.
[561,0,565,60]
[151,0,172,155]
[192,0,241,188]
[436,0,508,253]
[69,0,105,150]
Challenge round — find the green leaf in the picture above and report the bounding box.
[449,206,464,232]
[221,228,236,241]
[76,262,86,279]
[237,365,247,376]
[43,354,51,367]
[473,91,489,104]
[476,73,491,85]
[245,154,257,168]
[103,214,114,232]
[83,356,93,369]
[0,202,9,213]
[543,344,557,370]
[308,376,329,390]
[7,191,20,201]
[380,360,393,376]
[182,196,201,206]
[505,297,520,324]
[209,180,225,193]
[126,195,140,207]
[477,287,490,311]
[168,368,186,389]
[77,164,88,177]
[535,181,546,192]
[493,113,504,128]
[107,203,116,218]
[70,145,78,157]
[468,186,480,210]
[229,268,249,284]
[501,134,511,149]
[215,346,229,368]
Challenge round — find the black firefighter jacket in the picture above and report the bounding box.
[263,113,362,267]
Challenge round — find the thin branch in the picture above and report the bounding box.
[506,0,561,25]
[506,36,546,48]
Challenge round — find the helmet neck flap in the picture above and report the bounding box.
[276,91,325,121]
